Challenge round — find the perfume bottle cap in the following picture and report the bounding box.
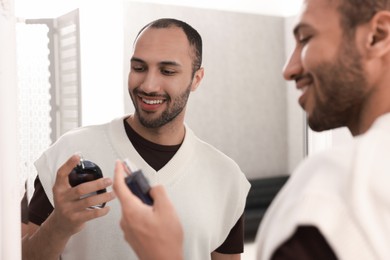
[123,158,139,175]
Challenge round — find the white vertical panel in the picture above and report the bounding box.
[16,22,53,199]
[0,0,21,259]
[56,9,82,135]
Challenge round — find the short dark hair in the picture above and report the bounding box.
[135,18,202,75]
[338,0,390,37]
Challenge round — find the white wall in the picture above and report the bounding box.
[79,1,125,126]
[130,0,303,17]
[14,0,304,18]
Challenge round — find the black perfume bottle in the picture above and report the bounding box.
[69,156,107,208]
[123,159,153,206]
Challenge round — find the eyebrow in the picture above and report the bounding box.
[130,57,181,67]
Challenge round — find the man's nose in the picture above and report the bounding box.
[141,70,161,93]
[282,48,303,81]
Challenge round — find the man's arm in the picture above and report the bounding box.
[113,160,184,260]
[22,155,115,260]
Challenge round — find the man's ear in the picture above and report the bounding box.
[191,67,204,92]
[366,11,390,57]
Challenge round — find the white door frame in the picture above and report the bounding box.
[0,0,21,259]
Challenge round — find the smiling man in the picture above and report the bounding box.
[257,0,390,258]
[22,18,250,260]
[113,1,390,259]
[123,19,251,260]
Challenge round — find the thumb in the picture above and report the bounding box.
[113,160,135,203]
[150,185,176,213]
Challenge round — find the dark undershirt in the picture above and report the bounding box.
[27,118,244,253]
[271,225,338,260]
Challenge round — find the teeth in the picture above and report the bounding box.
[143,98,163,105]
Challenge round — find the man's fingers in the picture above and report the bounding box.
[75,206,111,223]
[149,185,165,199]
[113,160,142,206]
[149,185,175,212]
[72,191,116,211]
[71,177,112,198]
[55,154,80,185]
[113,161,175,216]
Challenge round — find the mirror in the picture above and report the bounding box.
[15,0,306,187]
[14,0,306,258]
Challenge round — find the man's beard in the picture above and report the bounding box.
[131,83,192,128]
[307,41,367,132]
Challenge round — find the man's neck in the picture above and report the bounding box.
[126,115,185,146]
[349,85,390,136]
